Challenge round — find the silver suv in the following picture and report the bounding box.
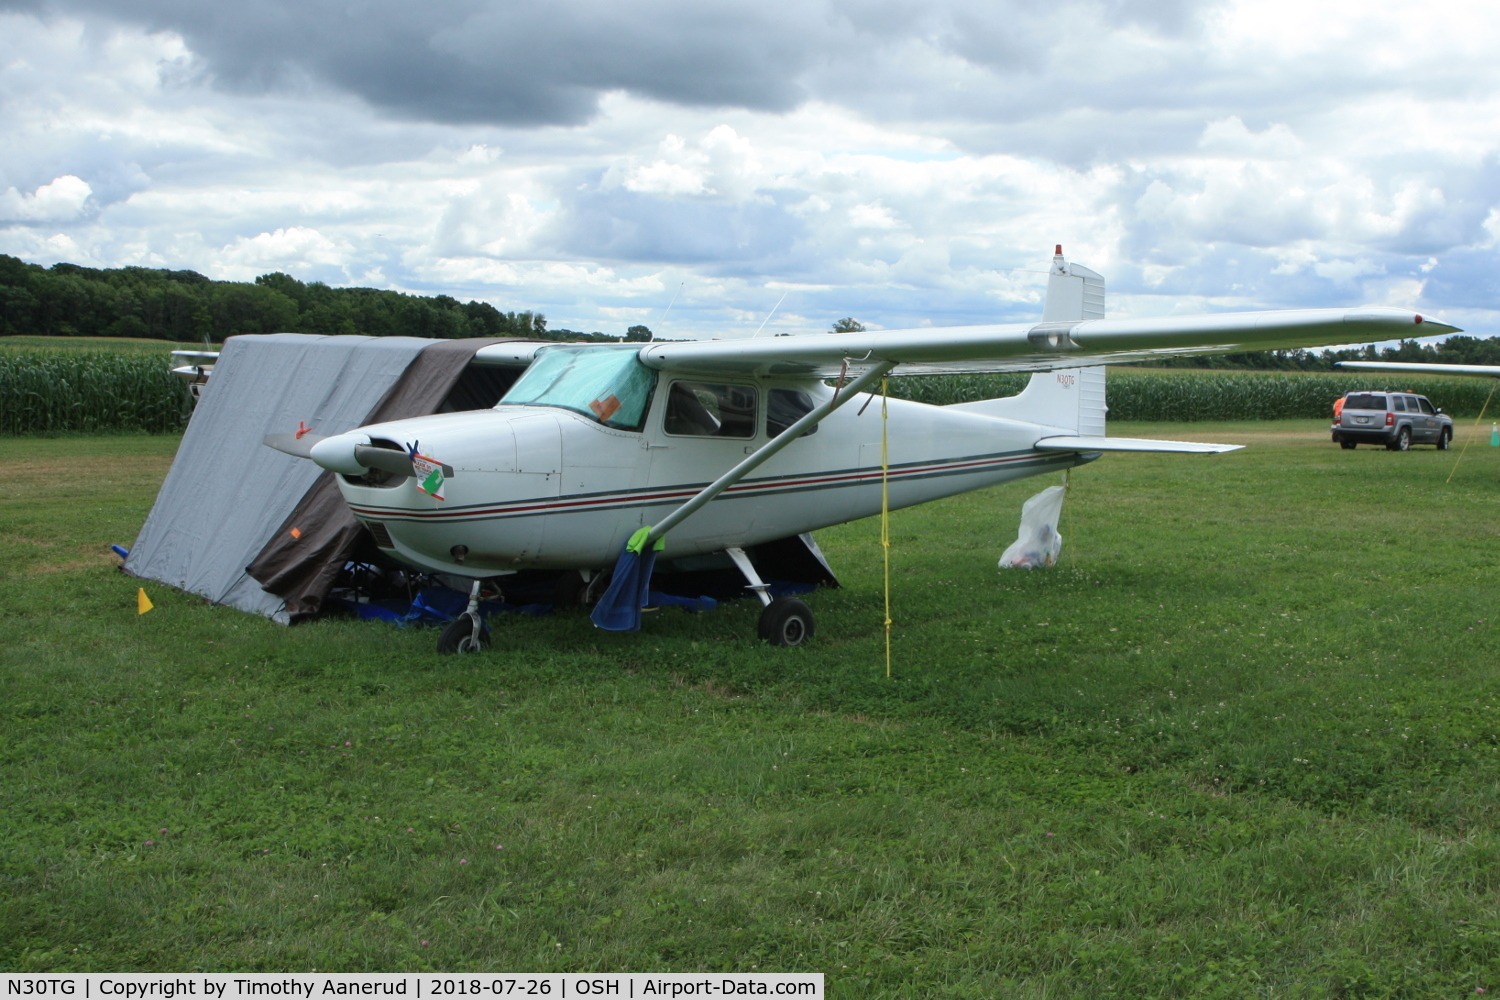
[1332,391,1453,451]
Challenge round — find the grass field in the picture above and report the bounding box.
[3,422,1500,994]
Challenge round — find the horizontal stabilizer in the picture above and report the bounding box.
[264,432,326,459]
[1337,361,1500,377]
[1035,435,1242,454]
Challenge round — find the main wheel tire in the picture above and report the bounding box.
[1339,440,1356,450]
[1388,427,1411,452]
[551,570,587,607]
[1437,427,1452,450]
[758,598,814,647]
[437,613,491,654]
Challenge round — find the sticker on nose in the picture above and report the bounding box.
[412,454,446,500]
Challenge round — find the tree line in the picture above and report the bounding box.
[0,254,636,344]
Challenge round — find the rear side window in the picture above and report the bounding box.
[1393,397,1406,412]
[664,382,758,438]
[767,389,819,438]
[1345,394,1386,410]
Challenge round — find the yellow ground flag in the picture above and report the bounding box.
[137,588,154,615]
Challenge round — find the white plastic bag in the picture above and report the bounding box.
[998,485,1065,569]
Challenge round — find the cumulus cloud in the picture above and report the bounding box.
[213,226,357,282]
[0,174,92,221]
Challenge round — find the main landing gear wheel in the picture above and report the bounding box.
[437,612,490,654]
[551,570,587,607]
[758,598,814,647]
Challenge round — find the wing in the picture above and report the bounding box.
[1336,361,1500,377]
[471,342,550,366]
[637,308,1456,378]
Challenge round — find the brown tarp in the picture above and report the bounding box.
[246,338,529,617]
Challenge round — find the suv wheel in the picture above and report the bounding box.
[1339,440,1356,450]
[1437,427,1452,451]
[1387,427,1411,452]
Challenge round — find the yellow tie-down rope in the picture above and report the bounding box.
[1447,379,1500,484]
[881,377,892,678]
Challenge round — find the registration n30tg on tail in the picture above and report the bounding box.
[268,248,1457,652]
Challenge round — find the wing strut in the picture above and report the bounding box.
[645,360,898,546]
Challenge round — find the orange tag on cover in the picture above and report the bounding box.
[589,394,622,421]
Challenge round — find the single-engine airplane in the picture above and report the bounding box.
[267,249,1457,652]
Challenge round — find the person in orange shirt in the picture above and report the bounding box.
[1332,395,1345,420]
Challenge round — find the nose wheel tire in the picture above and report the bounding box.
[438,613,490,654]
[758,598,814,647]
[1387,427,1411,452]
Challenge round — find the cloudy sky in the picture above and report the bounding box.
[1,0,1497,340]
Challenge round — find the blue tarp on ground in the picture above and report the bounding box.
[328,585,552,627]
[330,576,809,631]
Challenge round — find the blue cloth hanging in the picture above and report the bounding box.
[591,527,665,631]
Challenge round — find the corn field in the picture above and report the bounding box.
[3,350,1499,434]
[0,351,192,434]
[889,368,1500,421]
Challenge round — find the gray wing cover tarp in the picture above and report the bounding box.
[123,334,432,622]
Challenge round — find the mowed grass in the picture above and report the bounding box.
[3,421,1500,994]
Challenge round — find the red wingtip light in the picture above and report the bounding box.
[1414,314,1423,324]
[1055,244,1063,255]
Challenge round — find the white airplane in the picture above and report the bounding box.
[267,249,1456,652]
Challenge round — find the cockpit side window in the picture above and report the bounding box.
[498,346,657,431]
[664,381,757,438]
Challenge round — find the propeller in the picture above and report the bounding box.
[263,427,454,479]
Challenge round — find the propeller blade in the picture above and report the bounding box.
[352,446,455,479]
[264,432,327,459]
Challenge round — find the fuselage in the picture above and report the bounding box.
[318,361,1093,576]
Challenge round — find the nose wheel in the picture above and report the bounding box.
[437,613,490,654]
[437,579,492,654]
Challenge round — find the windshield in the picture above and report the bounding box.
[499,346,657,431]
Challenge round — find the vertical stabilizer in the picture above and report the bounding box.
[946,246,1107,434]
[1042,245,1105,322]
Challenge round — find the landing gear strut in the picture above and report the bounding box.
[726,546,815,647]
